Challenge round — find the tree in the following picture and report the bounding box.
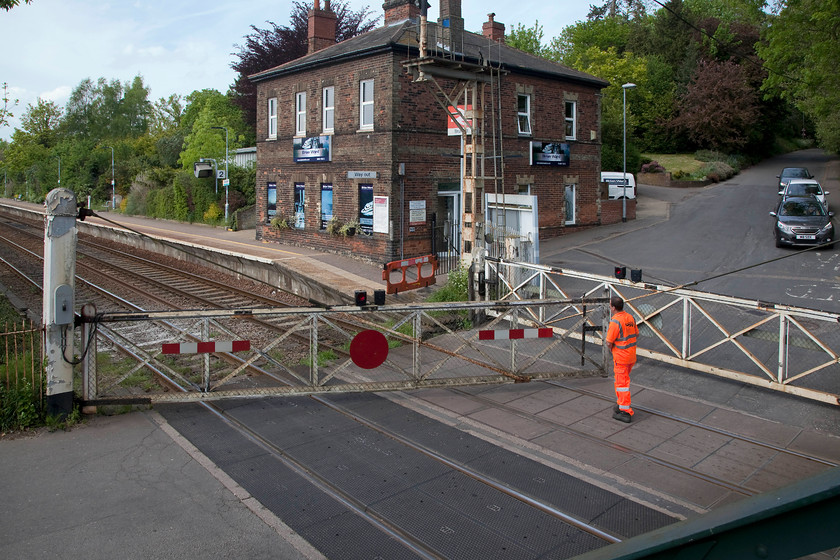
[230,0,378,132]
[758,0,840,152]
[506,21,545,56]
[547,17,633,65]
[20,98,62,148]
[178,89,248,172]
[1,82,18,129]
[0,0,32,10]
[571,46,649,170]
[669,59,759,152]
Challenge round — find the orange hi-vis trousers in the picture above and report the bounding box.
[614,362,634,415]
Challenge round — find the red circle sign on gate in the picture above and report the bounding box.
[350,330,389,369]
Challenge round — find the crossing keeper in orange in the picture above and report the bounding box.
[606,296,638,423]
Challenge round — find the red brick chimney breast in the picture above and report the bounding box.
[482,13,505,43]
[308,0,337,54]
[383,0,423,25]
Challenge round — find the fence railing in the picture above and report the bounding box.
[81,299,609,404]
[1,319,43,404]
[485,258,840,406]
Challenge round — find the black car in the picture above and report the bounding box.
[776,167,813,190]
[770,196,834,248]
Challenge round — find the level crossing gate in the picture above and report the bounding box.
[79,299,610,404]
[485,258,840,406]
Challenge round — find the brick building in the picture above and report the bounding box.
[251,0,610,264]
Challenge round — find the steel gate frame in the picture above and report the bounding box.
[80,299,609,404]
[486,258,840,406]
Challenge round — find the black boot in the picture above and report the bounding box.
[613,410,632,423]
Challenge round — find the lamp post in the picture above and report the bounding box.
[103,146,115,210]
[211,126,229,225]
[622,83,636,223]
[56,156,61,187]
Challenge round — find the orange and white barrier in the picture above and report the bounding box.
[381,255,437,294]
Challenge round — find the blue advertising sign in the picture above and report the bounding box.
[267,182,277,221]
[530,141,570,166]
[359,184,374,235]
[294,135,332,162]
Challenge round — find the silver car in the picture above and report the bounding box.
[779,178,829,207]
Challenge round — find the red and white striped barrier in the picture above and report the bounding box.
[478,328,553,341]
[162,340,251,354]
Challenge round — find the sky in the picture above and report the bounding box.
[0,0,591,141]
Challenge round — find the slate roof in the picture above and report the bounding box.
[249,18,610,89]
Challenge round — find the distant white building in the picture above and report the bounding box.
[234,147,256,169]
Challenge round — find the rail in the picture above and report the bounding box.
[485,258,840,406]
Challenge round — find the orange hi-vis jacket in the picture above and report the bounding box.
[607,310,638,364]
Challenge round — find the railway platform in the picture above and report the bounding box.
[1,194,839,558]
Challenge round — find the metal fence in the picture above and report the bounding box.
[1,319,43,401]
[485,258,840,406]
[431,212,461,275]
[80,299,609,404]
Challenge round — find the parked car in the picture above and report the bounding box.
[770,196,834,248]
[601,172,636,199]
[779,178,829,207]
[776,167,812,190]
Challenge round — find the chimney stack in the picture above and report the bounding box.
[482,13,505,43]
[438,0,464,54]
[308,0,337,55]
[383,0,425,25]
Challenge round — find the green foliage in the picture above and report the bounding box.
[325,216,343,236]
[758,0,840,152]
[0,298,45,432]
[699,160,735,182]
[1,1,33,12]
[506,21,546,56]
[301,349,338,367]
[0,380,41,431]
[44,406,82,431]
[203,202,222,223]
[178,90,249,171]
[428,263,470,303]
[549,16,633,66]
[0,82,18,128]
[271,216,290,230]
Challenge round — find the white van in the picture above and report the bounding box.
[601,172,636,199]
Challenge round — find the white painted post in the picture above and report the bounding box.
[43,188,78,418]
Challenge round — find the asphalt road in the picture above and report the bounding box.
[542,149,840,313]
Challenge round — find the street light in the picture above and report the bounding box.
[622,83,636,223]
[103,146,115,210]
[211,126,229,225]
[56,156,61,187]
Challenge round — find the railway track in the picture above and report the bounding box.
[1,205,837,559]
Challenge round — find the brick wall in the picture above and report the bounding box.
[255,47,605,262]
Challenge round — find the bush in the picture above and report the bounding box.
[204,202,222,222]
[640,160,666,173]
[428,263,469,302]
[0,381,41,431]
[700,160,735,182]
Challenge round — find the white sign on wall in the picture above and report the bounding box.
[409,200,426,224]
[373,196,389,234]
